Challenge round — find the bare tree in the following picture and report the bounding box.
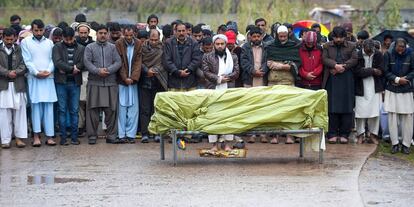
[360,0,388,30]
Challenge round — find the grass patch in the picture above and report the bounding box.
[375,141,414,165]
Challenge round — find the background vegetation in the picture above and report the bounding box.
[0,0,413,35]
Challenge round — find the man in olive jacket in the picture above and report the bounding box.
[0,28,27,148]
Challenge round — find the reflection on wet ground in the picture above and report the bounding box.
[0,142,380,206]
[0,175,93,185]
[26,175,93,185]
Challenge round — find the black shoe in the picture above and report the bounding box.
[106,138,121,144]
[78,128,86,137]
[60,139,69,146]
[127,138,136,144]
[120,138,129,144]
[391,144,400,154]
[141,136,149,143]
[196,134,203,143]
[71,140,80,145]
[233,141,245,149]
[154,135,161,143]
[402,145,411,155]
[88,137,97,145]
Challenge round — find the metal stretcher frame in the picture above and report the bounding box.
[160,128,325,166]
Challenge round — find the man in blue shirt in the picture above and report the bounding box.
[21,19,58,147]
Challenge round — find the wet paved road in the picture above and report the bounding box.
[359,155,414,207]
[0,140,381,206]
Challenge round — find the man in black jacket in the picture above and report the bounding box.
[162,23,202,148]
[240,26,268,144]
[163,23,202,91]
[353,39,384,145]
[52,27,85,145]
[241,27,268,87]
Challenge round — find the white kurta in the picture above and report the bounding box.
[21,35,57,103]
[355,76,381,118]
[215,48,234,90]
[384,91,414,114]
[21,35,57,136]
[80,71,88,101]
[0,83,28,143]
[355,52,381,118]
[209,48,234,143]
[0,83,26,109]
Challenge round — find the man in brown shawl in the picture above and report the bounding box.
[139,29,167,143]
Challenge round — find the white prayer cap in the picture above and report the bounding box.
[277,25,288,34]
[212,34,228,43]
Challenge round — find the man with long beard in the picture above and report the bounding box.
[202,34,239,151]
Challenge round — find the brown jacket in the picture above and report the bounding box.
[202,51,239,89]
[115,38,142,85]
[322,41,358,88]
[0,43,27,92]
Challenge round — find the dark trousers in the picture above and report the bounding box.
[139,85,163,136]
[298,84,321,91]
[86,106,118,140]
[56,82,80,141]
[85,85,119,140]
[328,113,353,138]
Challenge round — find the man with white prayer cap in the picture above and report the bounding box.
[201,33,239,151]
[265,24,302,144]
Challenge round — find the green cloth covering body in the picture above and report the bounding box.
[149,85,328,135]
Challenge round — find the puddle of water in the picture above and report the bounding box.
[27,175,93,185]
[366,200,393,205]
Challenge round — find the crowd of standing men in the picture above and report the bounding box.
[0,13,413,155]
